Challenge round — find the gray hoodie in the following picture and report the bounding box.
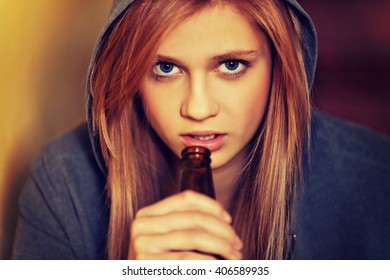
[13,0,390,259]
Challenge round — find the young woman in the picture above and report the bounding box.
[13,0,390,260]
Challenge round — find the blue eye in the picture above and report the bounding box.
[152,62,181,77]
[217,60,247,74]
[159,63,174,73]
[225,61,240,71]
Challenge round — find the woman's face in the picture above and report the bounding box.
[140,5,272,170]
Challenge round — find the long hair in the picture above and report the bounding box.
[90,0,310,260]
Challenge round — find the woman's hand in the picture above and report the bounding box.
[128,190,243,260]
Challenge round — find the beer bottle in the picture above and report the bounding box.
[180,146,223,259]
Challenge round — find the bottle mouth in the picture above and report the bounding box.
[181,146,211,158]
[181,146,211,165]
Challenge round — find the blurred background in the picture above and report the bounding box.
[0,0,112,259]
[302,0,390,133]
[0,0,389,259]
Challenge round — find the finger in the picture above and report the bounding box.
[136,251,216,260]
[137,190,231,222]
[133,229,242,260]
[132,211,242,249]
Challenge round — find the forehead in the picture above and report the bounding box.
[156,5,268,57]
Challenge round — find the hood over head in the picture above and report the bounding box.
[86,0,318,173]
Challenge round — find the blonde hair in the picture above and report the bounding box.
[90,0,310,259]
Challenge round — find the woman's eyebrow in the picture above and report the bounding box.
[211,50,262,61]
[155,55,182,65]
[156,50,261,63]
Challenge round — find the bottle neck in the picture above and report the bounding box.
[179,146,215,199]
[181,146,211,166]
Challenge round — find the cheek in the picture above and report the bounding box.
[234,79,270,129]
[142,97,169,131]
[140,86,181,142]
[141,83,162,120]
[241,99,267,140]
[143,96,160,120]
[140,81,181,121]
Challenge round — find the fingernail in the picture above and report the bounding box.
[222,211,232,223]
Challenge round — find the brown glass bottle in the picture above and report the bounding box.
[179,146,216,199]
[180,146,222,259]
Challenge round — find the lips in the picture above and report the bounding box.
[181,131,227,152]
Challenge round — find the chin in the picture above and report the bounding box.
[210,156,230,170]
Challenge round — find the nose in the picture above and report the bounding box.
[180,74,219,121]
